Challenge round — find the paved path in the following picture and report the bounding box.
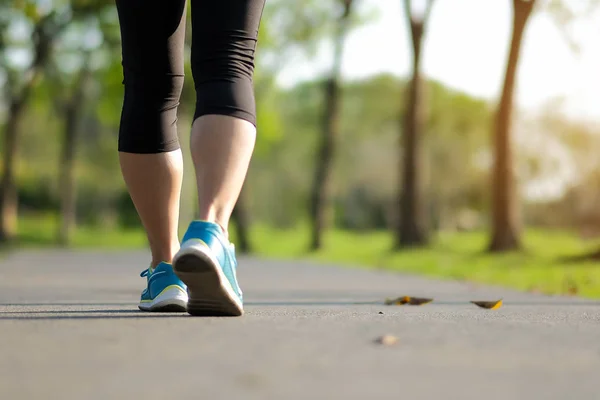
[0,250,599,400]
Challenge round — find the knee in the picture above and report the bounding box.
[119,72,184,154]
[191,35,257,125]
[191,30,257,82]
[123,71,184,110]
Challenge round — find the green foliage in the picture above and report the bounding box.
[14,212,146,249]
[258,0,334,71]
[94,59,123,128]
[343,73,403,138]
[70,0,114,16]
[254,92,283,159]
[18,175,57,211]
[426,80,492,213]
[2,0,598,254]
[20,1,40,21]
[244,73,495,231]
[252,0,359,158]
[247,80,323,227]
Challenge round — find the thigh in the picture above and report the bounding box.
[116,0,187,81]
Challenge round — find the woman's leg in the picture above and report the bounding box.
[116,0,189,312]
[116,0,186,268]
[189,0,265,236]
[172,0,265,317]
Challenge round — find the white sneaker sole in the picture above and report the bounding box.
[173,239,243,317]
[138,286,188,312]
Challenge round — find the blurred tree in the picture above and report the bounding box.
[0,0,112,242]
[233,0,334,253]
[309,0,355,251]
[55,55,92,246]
[395,0,435,249]
[488,0,535,252]
[48,1,115,244]
[0,2,70,241]
[487,0,598,252]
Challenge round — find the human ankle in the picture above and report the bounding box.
[150,246,179,269]
[196,212,229,238]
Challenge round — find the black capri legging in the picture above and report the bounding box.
[115,0,265,154]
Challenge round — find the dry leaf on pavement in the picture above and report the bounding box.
[384,296,410,305]
[407,297,433,305]
[471,299,503,309]
[384,296,432,306]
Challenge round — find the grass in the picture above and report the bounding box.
[8,213,147,250]
[248,224,600,299]
[6,213,600,298]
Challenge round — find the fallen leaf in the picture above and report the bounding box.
[385,296,410,306]
[385,296,433,306]
[470,299,503,310]
[374,335,398,346]
[384,296,410,305]
[407,297,433,306]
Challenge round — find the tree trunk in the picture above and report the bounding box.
[309,0,353,251]
[488,0,534,252]
[309,77,340,251]
[396,0,434,249]
[57,66,89,246]
[0,13,58,242]
[231,188,251,254]
[0,98,26,242]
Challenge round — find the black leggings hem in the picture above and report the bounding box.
[118,138,181,154]
[192,108,256,127]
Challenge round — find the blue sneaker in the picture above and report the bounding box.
[172,221,243,316]
[138,262,188,312]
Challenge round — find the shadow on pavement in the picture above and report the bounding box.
[2,300,599,308]
[0,300,597,321]
[0,303,134,307]
[0,305,191,320]
[2,309,148,315]
[0,315,190,320]
[0,308,191,320]
[245,300,600,306]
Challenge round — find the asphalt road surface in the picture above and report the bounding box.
[1,250,599,400]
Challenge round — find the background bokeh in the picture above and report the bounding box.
[2,0,600,296]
